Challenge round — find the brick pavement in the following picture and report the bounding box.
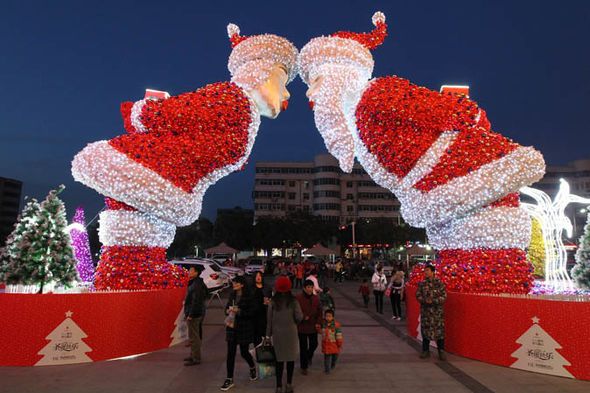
[0,280,588,393]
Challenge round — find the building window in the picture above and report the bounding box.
[313,178,341,186]
[256,179,285,186]
[303,205,310,212]
[288,205,296,211]
[313,190,341,198]
[304,181,309,189]
[347,194,354,200]
[288,193,296,200]
[303,193,310,200]
[346,181,353,188]
[313,203,341,211]
[289,181,296,187]
[347,205,354,212]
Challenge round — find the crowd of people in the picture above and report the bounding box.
[182,258,446,392]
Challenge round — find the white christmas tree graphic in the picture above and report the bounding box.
[416,315,437,348]
[510,316,573,378]
[36,310,92,366]
[169,304,188,347]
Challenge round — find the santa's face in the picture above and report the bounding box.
[251,64,290,119]
[305,64,364,173]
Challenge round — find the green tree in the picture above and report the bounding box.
[213,207,254,250]
[168,218,214,258]
[32,186,79,292]
[0,198,41,284]
[572,213,590,289]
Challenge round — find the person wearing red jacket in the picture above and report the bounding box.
[298,12,545,294]
[72,23,298,290]
[296,279,322,375]
[318,309,343,374]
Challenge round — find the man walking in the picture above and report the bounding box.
[416,265,447,361]
[296,279,322,375]
[184,265,208,366]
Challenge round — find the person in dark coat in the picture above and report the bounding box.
[183,264,208,366]
[296,279,322,375]
[416,265,447,361]
[267,275,303,393]
[221,276,257,391]
[252,271,272,346]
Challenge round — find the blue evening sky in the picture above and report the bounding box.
[1,0,589,222]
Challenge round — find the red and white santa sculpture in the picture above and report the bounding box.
[298,12,545,293]
[72,24,298,290]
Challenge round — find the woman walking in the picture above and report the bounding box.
[388,271,405,320]
[253,271,271,345]
[371,265,387,314]
[221,276,257,391]
[267,275,303,393]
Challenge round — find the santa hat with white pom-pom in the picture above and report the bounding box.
[298,11,387,84]
[227,23,298,90]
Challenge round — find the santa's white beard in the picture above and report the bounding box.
[313,106,355,173]
[310,74,363,173]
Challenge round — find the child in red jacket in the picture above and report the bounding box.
[319,309,343,374]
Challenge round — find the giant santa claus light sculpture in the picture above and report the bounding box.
[72,24,298,290]
[298,12,546,293]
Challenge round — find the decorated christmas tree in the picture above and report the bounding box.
[571,212,590,289]
[31,186,79,292]
[0,198,42,285]
[69,207,95,282]
[510,316,573,378]
[527,217,545,277]
[36,310,93,365]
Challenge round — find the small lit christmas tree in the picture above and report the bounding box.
[36,310,93,365]
[527,218,545,277]
[571,212,590,289]
[32,186,79,292]
[69,207,95,282]
[0,198,42,285]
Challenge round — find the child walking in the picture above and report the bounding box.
[318,309,343,374]
[358,279,370,308]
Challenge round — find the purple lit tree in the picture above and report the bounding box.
[69,207,94,282]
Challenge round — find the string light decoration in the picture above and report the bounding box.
[299,11,545,293]
[67,207,95,283]
[521,179,590,291]
[72,24,297,290]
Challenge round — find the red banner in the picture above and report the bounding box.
[406,286,590,381]
[0,288,185,366]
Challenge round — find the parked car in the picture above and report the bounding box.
[169,259,230,292]
[198,258,243,280]
[245,258,266,274]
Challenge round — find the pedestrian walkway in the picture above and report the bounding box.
[0,280,588,393]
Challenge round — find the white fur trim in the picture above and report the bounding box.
[298,36,374,85]
[130,99,148,133]
[426,206,532,250]
[400,131,458,189]
[98,210,176,247]
[72,92,261,227]
[400,146,545,227]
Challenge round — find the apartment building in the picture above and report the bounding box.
[253,154,401,225]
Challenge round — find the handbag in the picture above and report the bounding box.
[385,287,391,297]
[255,341,276,363]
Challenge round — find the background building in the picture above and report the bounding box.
[0,177,23,244]
[253,154,402,225]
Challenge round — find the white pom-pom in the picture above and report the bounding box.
[227,23,240,38]
[372,11,386,26]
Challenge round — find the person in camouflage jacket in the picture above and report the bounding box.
[416,265,447,361]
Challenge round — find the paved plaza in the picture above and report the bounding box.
[1,281,588,393]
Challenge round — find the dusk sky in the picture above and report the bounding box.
[1,0,589,223]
